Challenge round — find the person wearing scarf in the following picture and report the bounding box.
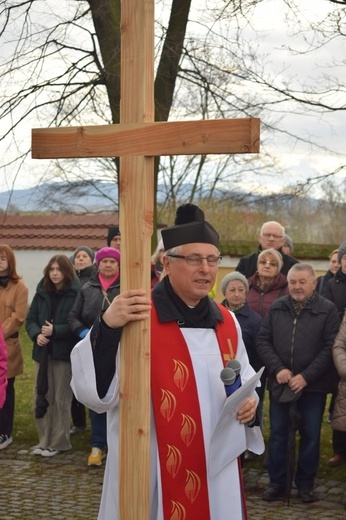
[247,248,289,319]
[71,204,262,520]
[68,246,121,467]
[257,263,340,503]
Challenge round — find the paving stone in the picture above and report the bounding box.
[0,445,345,519]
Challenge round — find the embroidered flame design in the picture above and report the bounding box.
[166,445,182,478]
[180,414,196,447]
[173,359,189,392]
[160,389,177,422]
[185,470,201,503]
[170,501,186,520]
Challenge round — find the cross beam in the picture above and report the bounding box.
[32,119,259,158]
[31,1,260,518]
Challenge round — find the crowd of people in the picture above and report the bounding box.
[0,212,345,518]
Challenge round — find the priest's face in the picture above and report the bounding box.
[163,243,219,307]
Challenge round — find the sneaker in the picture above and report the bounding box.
[41,448,60,457]
[32,446,44,456]
[262,484,285,502]
[88,447,105,466]
[0,434,13,450]
[70,425,86,435]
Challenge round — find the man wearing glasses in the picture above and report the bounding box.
[236,221,298,278]
[71,204,261,520]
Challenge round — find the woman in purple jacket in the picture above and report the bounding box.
[247,249,289,318]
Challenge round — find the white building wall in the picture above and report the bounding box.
[15,250,74,304]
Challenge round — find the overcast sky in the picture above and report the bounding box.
[1,0,345,199]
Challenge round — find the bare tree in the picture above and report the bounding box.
[1,0,345,233]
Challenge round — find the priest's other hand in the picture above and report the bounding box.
[236,396,257,424]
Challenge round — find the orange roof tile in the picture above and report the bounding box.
[0,213,119,250]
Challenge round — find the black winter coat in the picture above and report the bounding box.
[325,268,346,320]
[316,269,334,298]
[68,273,120,337]
[26,276,80,363]
[256,293,340,394]
[75,263,98,287]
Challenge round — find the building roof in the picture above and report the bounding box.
[0,213,119,250]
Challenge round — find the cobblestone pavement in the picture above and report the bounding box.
[0,443,345,519]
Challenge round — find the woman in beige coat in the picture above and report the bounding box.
[328,311,346,466]
[0,244,28,450]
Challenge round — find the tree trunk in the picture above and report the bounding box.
[88,0,192,247]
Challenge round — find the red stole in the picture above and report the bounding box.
[151,303,238,520]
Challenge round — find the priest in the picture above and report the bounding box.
[71,204,262,519]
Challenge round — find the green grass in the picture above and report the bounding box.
[13,330,346,481]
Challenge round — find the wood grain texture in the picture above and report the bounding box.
[32,118,260,158]
[118,1,154,519]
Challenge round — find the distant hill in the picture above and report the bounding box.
[0,181,246,213]
[0,182,118,212]
[0,180,325,214]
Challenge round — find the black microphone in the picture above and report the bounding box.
[220,366,238,397]
[226,359,242,388]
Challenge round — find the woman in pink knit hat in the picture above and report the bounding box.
[68,246,121,466]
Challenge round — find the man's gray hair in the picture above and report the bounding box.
[260,221,285,236]
[164,244,220,259]
[164,245,184,258]
[287,263,316,280]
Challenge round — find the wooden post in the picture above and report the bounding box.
[31,1,260,519]
[118,1,154,518]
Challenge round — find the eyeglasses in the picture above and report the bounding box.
[258,260,278,267]
[261,233,283,239]
[167,254,222,266]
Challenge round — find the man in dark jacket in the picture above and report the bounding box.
[257,263,340,504]
[325,240,346,320]
[236,221,298,278]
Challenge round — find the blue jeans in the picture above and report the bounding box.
[89,409,107,450]
[268,391,326,489]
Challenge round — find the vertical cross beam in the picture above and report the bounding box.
[118,1,154,519]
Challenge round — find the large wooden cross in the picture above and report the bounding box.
[32,1,259,518]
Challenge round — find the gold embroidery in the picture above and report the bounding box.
[173,359,189,391]
[185,470,201,503]
[223,338,235,362]
[160,389,177,422]
[180,414,197,447]
[166,445,182,478]
[170,501,187,520]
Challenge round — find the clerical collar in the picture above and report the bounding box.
[163,276,215,328]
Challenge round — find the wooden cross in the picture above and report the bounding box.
[31,1,259,518]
